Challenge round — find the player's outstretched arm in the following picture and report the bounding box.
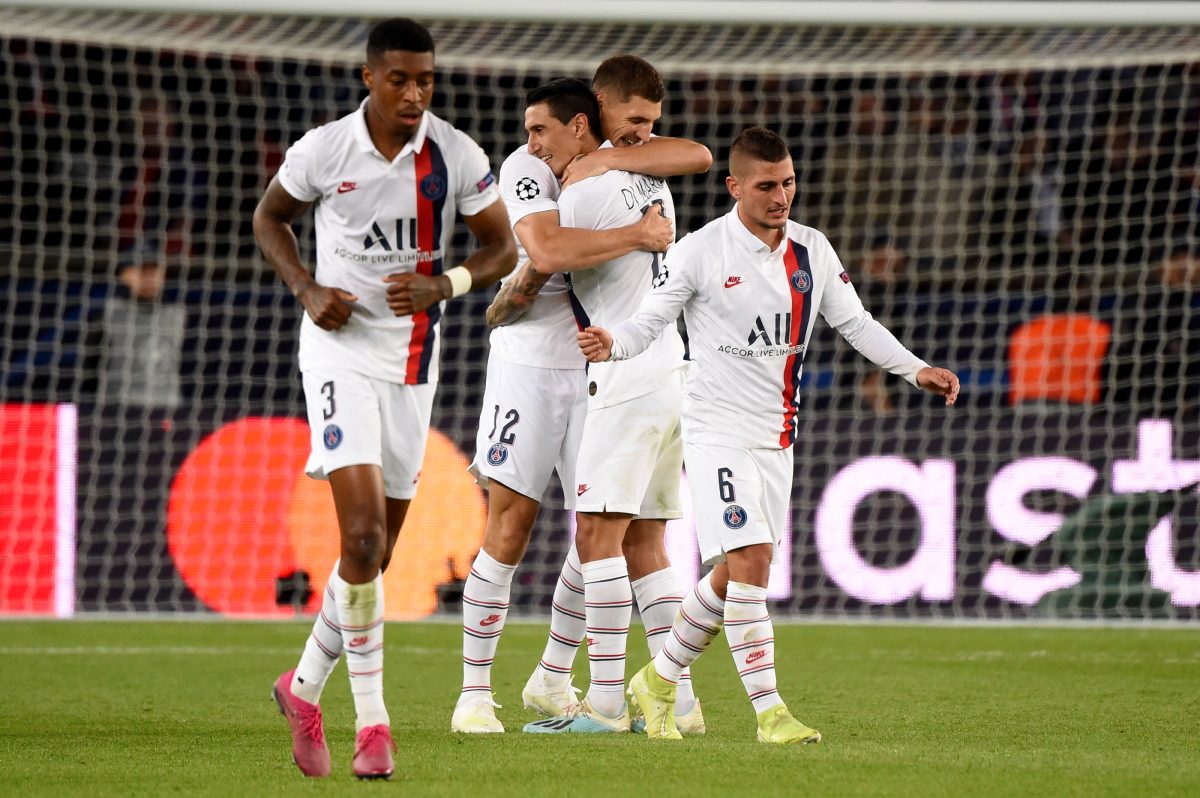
[485,260,552,328]
[522,205,671,274]
[836,311,959,407]
[594,244,696,361]
[385,200,518,316]
[563,137,713,184]
[577,326,613,362]
[254,176,358,331]
[916,367,961,406]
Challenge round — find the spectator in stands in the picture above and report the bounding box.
[99,93,199,408]
[815,81,902,257]
[981,121,1072,279]
[1105,242,1200,418]
[976,70,1029,157]
[892,77,989,284]
[834,231,921,415]
[1163,116,1200,245]
[1070,111,1174,271]
[114,94,207,296]
[115,240,166,301]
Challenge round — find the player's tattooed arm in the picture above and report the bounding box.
[485,260,551,328]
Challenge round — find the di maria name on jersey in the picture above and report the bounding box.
[556,154,686,409]
[278,102,499,385]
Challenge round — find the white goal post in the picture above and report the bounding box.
[13,0,1200,27]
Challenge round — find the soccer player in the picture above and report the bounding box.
[253,18,517,778]
[452,74,713,733]
[521,57,695,736]
[578,127,960,742]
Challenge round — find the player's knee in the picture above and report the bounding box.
[483,505,535,564]
[726,544,772,586]
[621,534,656,568]
[340,517,387,570]
[622,521,668,577]
[482,526,530,564]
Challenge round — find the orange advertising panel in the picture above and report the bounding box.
[166,417,485,619]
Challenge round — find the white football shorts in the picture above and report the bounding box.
[301,369,434,500]
[574,368,684,519]
[468,356,588,509]
[683,441,794,566]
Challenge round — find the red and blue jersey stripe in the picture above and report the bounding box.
[778,239,813,447]
[405,139,448,385]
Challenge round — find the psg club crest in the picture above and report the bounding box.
[515,177,541,201]
[323,424,343,450]
[420,173,447,201]
[723,504,748,529]
[487,442,509,466]
[790,269,811,294]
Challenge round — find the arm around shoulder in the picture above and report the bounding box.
[580,137,712,179]
[516,204,671,274]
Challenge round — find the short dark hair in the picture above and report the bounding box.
[592,55,664,103]
[527,78,601,137]
[730,127,790,164]
[366,18,435,63]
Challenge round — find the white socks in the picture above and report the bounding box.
[631,567,696,712]
[535,544,585,685]
[723,581,782,714]
[291,562,346,705]
[335,570,389,730]
[459,549,516,702]
[582,556,632,718]
[652,571,724,686]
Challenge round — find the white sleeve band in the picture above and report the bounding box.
[445,266,473,298]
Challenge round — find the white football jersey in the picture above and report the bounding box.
[278,101,500,385]
[557,160,685,408]
[609,208,925,449]
[487,147,582,370]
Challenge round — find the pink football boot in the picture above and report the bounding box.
[271,670,331,778]
[352,724,396,779]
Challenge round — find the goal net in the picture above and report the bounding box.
[2,5,1198,621]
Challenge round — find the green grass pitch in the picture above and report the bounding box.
[1,620,1197,796]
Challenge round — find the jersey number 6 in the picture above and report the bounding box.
[717,467,736,503]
